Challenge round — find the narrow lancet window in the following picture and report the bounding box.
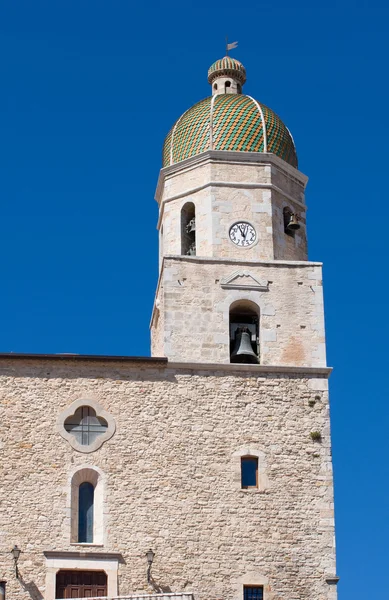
[241,456,258,488]
[181,202,196,256]
[78,482,94,543]
[71,467,103,545]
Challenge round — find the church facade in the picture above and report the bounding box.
[0,57,338,600]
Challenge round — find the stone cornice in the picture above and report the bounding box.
[43,551,124,561]
[0,353,167,365]
[0,351,330,377]
[167,362,332,376]
[162,255,322,268]
[155,150,308,205]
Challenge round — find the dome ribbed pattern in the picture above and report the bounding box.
[213,95,264,152]
[208,57,246,84]
[163,95,297,168]
[170,98,211,165]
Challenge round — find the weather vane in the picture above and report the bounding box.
[225,37,238,56]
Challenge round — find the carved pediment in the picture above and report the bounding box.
[221,271,269,291]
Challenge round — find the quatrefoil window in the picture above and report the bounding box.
[58,399,115,453]
[65,406,108,446]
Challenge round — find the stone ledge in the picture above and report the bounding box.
[0,353,167,365]
[43,551,125,562]
[167,361,332,376]
[65,595,194,600]
[163,255,323,268]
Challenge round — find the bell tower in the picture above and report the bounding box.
[151,57,325,369]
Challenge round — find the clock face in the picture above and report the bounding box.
[229,222,257,247]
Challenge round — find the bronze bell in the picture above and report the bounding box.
[231,327,259,364]
[186,242,196,256]
[286,213,300,231]
[186,218,196,234]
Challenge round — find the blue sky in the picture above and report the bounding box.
[0,1,388,598]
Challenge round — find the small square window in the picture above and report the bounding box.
[241,456,258,489]
[244,586,263,600]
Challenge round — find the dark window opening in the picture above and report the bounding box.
[244,586,264,600]
[78,482,94,543]
[214,83,218,91]
[0,582,6,599]
[237,83,242,94]
[241,456,258,488]
[230,302,259,364]
[225,80,231,93]
[181,202,196,256]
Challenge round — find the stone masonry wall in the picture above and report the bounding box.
[0,359,336,600]
[151,258,326,366]
[157,153,308,263]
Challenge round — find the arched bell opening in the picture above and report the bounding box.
[181,202,196,256]
[283,206,300,237]
[229,301,259,364]
[225,80,231,94]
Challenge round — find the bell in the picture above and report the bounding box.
[231,327,259,364]
[286,213,300,231]
[186,218,196,234]
[186,242,196,256]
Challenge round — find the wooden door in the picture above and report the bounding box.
[56,570,107,598]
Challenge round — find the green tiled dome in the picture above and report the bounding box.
[208,57,246,84]
[162,94,298,168]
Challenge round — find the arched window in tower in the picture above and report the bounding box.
[214,83,218,91]
[237,83,242,94]
[181,202,196,256]
[225,80,231,93]
[78,482,94,543]
[229,301,259,364]
[283,207,300,237]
